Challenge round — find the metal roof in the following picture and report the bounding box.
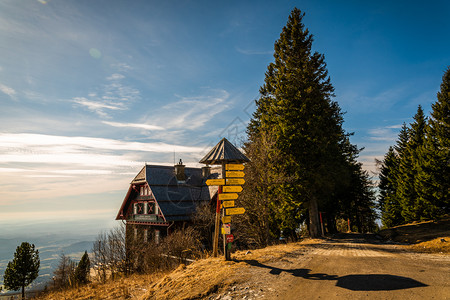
[199,138,250,165]
[117,165,216,222]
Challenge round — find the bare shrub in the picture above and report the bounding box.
[92,223,127,282]
[53,253,76,288]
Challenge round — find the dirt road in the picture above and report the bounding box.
[220,235,450,300]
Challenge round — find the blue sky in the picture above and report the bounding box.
[0,0,449,229]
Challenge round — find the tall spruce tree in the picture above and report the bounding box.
[397,106,427,221]
[248,8,350,237]
[418,67,450,216]
[378,146,403,227]
[3,242,40,300]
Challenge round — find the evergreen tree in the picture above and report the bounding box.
[417,67,450,216]
[248,8,349,237]
[3,242,40,300]
[377,147,403,227]
[397,106,427,221]
[74,251,90,285]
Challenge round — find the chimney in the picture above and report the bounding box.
[174,159,186,181]
[202,165,211,178]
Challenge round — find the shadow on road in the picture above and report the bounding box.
[242,260,428,291]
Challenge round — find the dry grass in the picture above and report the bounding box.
[34,273,163,300]
[32,239,322,300]
[406,236,450,254]
[141,239,317,300]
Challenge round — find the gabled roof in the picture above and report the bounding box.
[199,137,250,165]
[116,165,215,223]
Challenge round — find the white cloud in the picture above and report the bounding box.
[73,97,126,113]
[102,121,164,131]
[106,73,125,81]
[0,83,16,97]
[154,89,230,130]
[367,125,401,142]
[236,47,272,55]
[0,133,203,157]
[73,74,140,117]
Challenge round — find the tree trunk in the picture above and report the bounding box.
[309,197,321,238]
[22,285,25,300]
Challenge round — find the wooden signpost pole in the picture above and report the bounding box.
[222,163,231,260]
[213,184,222,257]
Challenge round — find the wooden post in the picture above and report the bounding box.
[320,212,324,237]
[222,163,231,260]
[212,184,222,257]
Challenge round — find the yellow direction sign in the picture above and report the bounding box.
[219,193,239,200]
[226,207,246,215]
[226,171,245,178]
[226,178,245,185]
[223,186,243,193]
[206,179,225,186]
[226,164,245,171]
[222,216,231,223]
[222,200,235,208]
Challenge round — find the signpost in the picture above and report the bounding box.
[226,171,245,178]
[206,179,225,186]
[222,216,231,224]
[199,138,249,260]
[226,207,246,215]
[226,234,234,243]
[226,178,245,185]
[222,200,235,208]
[223,186,243,193]
[218,193,239,200]
[221,224,231,235]
[226,164,245,170]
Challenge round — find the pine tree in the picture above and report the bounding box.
[397,106,427,221]
[3,242,40,300]
[417,67,450,216]
[74,251,90,285]
[248,8,350,237]
[378,146,403,227]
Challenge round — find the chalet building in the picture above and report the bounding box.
[116,160,219,244]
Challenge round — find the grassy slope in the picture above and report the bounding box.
[378,217,450,253]
[34,219,449,299]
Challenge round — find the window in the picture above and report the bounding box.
[134,227,138,241]
[133,203,137,215]
[140,186,143,195]
[147,202,155,214]
[143,202,148,214]
[143,229,148,243]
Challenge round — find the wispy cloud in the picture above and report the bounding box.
[0,83,16,97]
[102,121,164,131]
[73,97,127,116]
[236,47,272,55]
[106,73,125,81]
[0,133,204,158]
[153,89,230,130]
[72,73,140,117]
[367,125,401,142]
